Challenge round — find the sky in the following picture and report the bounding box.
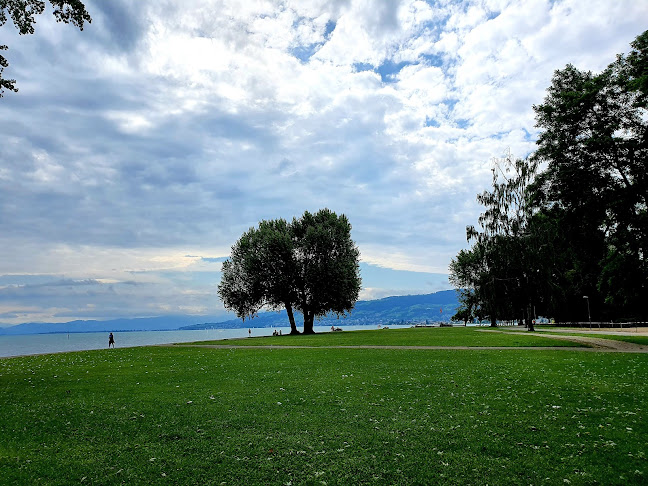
[0,0,646,326]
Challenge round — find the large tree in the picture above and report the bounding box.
[218,218,300,334]
[291,209,361,334]
[531,30,648,320]
[1,0,91,96]
[452,31,648,325]
[218,209,361,334]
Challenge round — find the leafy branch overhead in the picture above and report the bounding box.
[0,0,91,97]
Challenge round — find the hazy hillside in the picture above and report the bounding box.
[0,315,224,336]
[0,290,459,335]
[182,290,459,330]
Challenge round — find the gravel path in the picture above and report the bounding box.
[168,339,648,353]
[477,329,648,353]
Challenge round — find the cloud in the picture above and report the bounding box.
[1,0,646,323]
[358,263,450,300]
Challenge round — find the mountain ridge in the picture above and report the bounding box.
[183,289,460,330]
[0,290,459,335]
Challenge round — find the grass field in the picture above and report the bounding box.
[188,326,584,347]
[1,328,646,485]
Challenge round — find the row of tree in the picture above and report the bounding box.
[218,209,362,334]
[450,31,648,327]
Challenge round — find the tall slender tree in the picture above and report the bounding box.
[454,151,538,328]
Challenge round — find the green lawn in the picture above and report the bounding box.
[188,326,583,347]
[1,332,646,485]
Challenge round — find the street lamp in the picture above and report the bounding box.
[583,296,591,330]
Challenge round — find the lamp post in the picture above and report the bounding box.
[583,296,591,330]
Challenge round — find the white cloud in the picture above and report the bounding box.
[0,0,646,323]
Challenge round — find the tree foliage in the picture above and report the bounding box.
[452,152,539,327]
[451,30,648,325]
[218,209,361,334]
[531,30,647,320]
[0,0,91,96]
[449,244,486,324]
[218,218,300,333]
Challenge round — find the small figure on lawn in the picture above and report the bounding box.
[108,332,115,348]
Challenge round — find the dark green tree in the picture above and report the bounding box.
[451,152,538,328]
[532,30,648,320]
[291,209,361,334]
[452,30,648,325]
[218,209,361,334]
[449,244,487,324]
[1,0,91,96]
[218,219,300,334]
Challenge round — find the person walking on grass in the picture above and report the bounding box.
[108,332,115,348]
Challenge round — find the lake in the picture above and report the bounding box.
[0,324,413,358]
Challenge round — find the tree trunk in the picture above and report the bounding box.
[527,303,535,331]
[489,277,497,327]
[285,303,299,335]
[303,310,315,334]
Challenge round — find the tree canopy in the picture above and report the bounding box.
[218,209,361,334]
[0,0,91,97]
[450,30,648,326]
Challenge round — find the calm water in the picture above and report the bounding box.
[0,325,412,358]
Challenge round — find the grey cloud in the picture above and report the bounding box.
[0,87,289,248]
[0,278,105,296]
[0,275,64,286]
[2,0,645,323]
[0,270,225,324]
[27,279,103,289]
[365,2,401,34]
[89,0,146,52]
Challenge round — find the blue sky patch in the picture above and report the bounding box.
[290,43,321,62]
[376,60,415,82]
[353,62,374,73]
[324,19,336,39]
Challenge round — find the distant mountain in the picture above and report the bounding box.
[181,290,460,330]
[0,315,225,336]
[0,290,459,335]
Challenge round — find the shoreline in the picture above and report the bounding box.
[3,326,647,360]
